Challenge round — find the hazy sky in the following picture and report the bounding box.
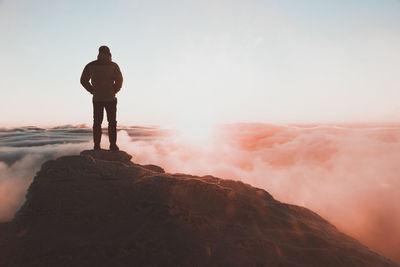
[1,0,400,127]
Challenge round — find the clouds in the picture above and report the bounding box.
[122,123,400,261]
[0,123,399,261]
[0,142,90,221]
[0,125,163,221]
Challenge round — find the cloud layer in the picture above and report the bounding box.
[0,143,91,221]
[122,123,400,262]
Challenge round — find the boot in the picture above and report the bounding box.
[93,126,102,150]
[108,124,119,151]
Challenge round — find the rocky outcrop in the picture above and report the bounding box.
[0,150,398,267]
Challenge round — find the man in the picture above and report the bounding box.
[80,45,123,151]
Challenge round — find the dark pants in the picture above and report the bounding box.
[93,99,117,146]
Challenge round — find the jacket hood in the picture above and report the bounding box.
[97,53,112,62]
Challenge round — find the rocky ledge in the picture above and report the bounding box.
[0,150,398,267]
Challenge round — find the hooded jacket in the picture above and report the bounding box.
[80,53,123,102]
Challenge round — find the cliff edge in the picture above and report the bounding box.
[0,150,398,267]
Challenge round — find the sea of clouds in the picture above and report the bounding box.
[0,124,399,262]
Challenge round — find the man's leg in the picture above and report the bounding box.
[93,101,104,150]
[105,99,118,151]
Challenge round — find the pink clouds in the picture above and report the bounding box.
[123,123,400,262]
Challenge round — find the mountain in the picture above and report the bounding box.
[0,150,398,267]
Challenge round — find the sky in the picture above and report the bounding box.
[1,0,400,127]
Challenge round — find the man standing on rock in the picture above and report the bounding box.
[80,45,123,151]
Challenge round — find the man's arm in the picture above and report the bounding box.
[80,65,93,93]
[113,64,123,93]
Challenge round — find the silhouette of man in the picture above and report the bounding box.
[80,45,123,151]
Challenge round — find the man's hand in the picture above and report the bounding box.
[80,65,94,94]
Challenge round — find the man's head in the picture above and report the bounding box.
[99,45,111,56]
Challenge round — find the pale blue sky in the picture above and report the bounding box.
[1,0,400,126]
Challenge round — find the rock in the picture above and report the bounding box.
[142,164,165,173]
[80,149,132,164]
[0,151,398,267]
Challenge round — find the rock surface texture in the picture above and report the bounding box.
[0,150,398,267]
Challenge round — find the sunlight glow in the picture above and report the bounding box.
[174,118,215,142]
